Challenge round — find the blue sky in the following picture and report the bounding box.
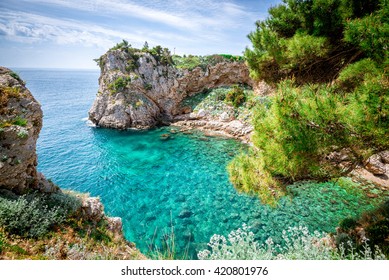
[0,0,281,69]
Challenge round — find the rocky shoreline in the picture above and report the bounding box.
[171,116,253,143]
[0,66,144,259]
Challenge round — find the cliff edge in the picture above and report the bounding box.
[0,67,144,259]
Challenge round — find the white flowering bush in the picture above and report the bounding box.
[198,224,386,260]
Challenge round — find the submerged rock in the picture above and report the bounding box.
[178,209,193,218]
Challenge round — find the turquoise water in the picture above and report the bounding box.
[15,69,377,259]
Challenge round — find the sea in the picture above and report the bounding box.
[13,68,378,259]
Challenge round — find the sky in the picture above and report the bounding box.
[0,0,281,69]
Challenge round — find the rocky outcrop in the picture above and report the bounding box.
[0,67,57,193]
[0,66,143,259]
[173,118,253,143]
[364,151,389,175]
[89,49,251,129]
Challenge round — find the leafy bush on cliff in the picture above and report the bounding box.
[0,191,81,238]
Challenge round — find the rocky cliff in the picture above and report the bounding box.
[89,48,252,129]
[0,66,144,259]
[0,67,56,193]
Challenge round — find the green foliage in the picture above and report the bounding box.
[228,152,284,206]
[108,76,131,93]
[244,0,385,83]
[233,0,389,204]
[0,230,5,253]
[282,33,329,69]
[12,116,28,127]
[0,191,81,238]
[0,116,28,129]
[344,74,389,149]
[173,54,243,71]
[344,8,389,62]
[340,218,359,230]
[229,71,388,201]
[144,83,152,90]
[173,55,202,70]
[336,58,381,91]
[198,224,386,260]
[225,85,246,108]
[142,41,149,52]
[149,45,173,65]
[252,81,348,181]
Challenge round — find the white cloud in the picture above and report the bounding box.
[23,0,256,31]
[0,9,169,48]
[0,0,268,68]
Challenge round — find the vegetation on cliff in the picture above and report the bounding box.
[0,189,144,260]
[229,0,389,205]
[95,39,244,72]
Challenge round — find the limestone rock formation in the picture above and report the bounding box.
[89,49,251,129]
[0,67,57,193]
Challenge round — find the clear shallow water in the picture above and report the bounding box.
[15,69,378,259]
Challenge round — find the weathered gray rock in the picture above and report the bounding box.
[0,67,47,193]
[365,153,388,175]
[89,49,251,129]
[81,196,105,223]
[106,216,123,235]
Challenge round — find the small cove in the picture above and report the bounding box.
[17,69,379,259]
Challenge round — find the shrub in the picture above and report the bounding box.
[198,224,386,260]
[0,230,5,253]
[282,33,329,69]
[13,116,28,127]
[108,76,131,93]
[366,220,389,248]
[344,11,389,62]
[9,71,25,85]
[228,152,284,206]
[337,59,381,91]
[225,86,246,108]
[340,218,359,231]
[0,191,81,238]
[229,73,389,202]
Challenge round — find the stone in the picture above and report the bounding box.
[106,216,123,235]
[219,111,230,122]
[178,209,193,218]
[365,154,386,175]
[81,196,105,223]
[197,109,207,118]
[36,172,60,193]
[379,150,389,164]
